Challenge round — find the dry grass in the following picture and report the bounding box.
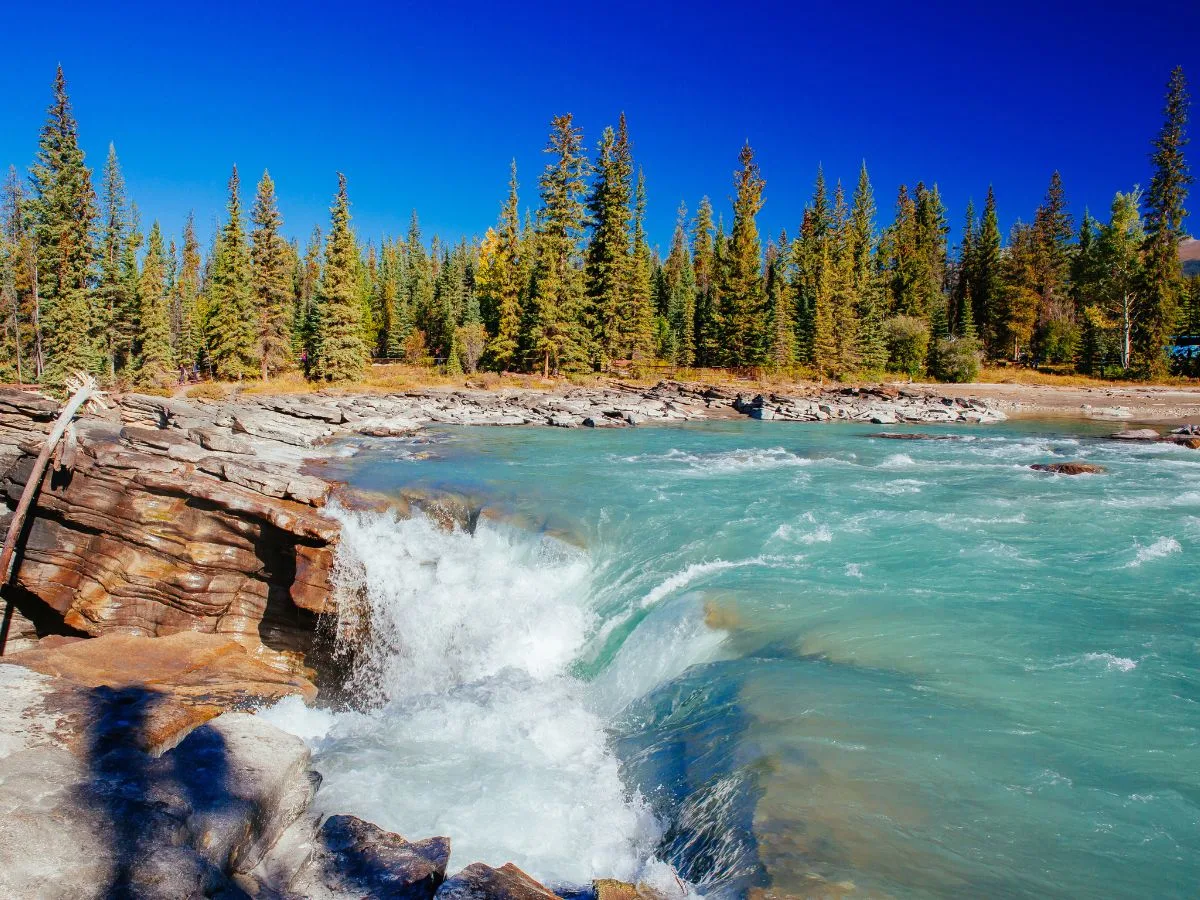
[975,366,1197,388]
[173,361,1199,400]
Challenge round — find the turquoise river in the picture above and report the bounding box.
[262,418,1199,899]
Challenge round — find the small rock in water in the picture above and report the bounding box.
[1030,462,1105,475]
[1109,428,1160,441]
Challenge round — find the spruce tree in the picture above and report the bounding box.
[719,143,766,366]
[312,174,367,381]
[97,144,136,376]
[691,197,718,366]
[664,204,696,365]
[953,199,977,336]
[1031,171,1076,362]
[1002,222,1042,360]
[625,168,656,361]
[2,168,42,380]
[766,249,794,369]
[206,166,257,379]
[404,212,435,350]
[584,122,632,365]
[297,227,322,362]
[830,182,860,373]
[137,221,173,385]
[1137,66,1192,377]
[250,171,295,379]
[810,244,837,375]
[525,114,591,375]
[973,186,1004,356]
[494,162,523,369]
[31,65,102,385]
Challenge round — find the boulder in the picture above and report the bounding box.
[1030,462,1105,475]
[277,814,450,900]
[436,862,559,900]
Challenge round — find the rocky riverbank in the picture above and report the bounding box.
[0,378,1013,898]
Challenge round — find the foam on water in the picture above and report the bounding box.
[1125,536,1182,568]
[264,506,687,886]
[620,446,811,474]
[1082,652,1139,672]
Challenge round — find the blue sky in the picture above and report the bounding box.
[1,0,1196,254]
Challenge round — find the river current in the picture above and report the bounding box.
[263,418,1199,898]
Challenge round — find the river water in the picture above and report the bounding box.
[263,418,1200,898]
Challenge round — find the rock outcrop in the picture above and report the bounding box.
[1,391,339,674]
[733,386,1005,424]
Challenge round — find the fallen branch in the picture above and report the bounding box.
[0,374,101,587]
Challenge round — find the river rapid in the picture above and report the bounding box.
[263,418,1200,899]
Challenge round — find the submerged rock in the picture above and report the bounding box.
[1030,462,1106,475]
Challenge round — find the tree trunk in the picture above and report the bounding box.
[0,380,94,587]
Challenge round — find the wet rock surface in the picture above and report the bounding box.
[1030,462,1106,475]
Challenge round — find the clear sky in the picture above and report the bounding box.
[1,0,1197,255]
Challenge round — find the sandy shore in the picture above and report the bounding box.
[894,382,1200,424]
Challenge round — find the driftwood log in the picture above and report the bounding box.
[0,376,97,588]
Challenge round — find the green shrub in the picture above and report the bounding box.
[934,336,982,382]
[885,316,930,378]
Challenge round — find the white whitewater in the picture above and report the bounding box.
[264,504,719,888]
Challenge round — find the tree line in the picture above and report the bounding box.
[1,66,1195,390]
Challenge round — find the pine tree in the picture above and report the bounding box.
[174,212,202,368]
[206,166,257,378]
[251,171,295,379]
[137,221,173,385]
[1137,66,1192,377]
[525,114,591,375]
[312,174,367,380]
[584,121,632,365]
[31,65,102,385]
[719,144,767,366]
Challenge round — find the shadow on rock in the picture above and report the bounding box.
[77,685,243,899]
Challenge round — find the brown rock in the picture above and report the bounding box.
[1030,462,1105,475]
[437,862,558,900]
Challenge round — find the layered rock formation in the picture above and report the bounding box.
[0,390,339,675]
